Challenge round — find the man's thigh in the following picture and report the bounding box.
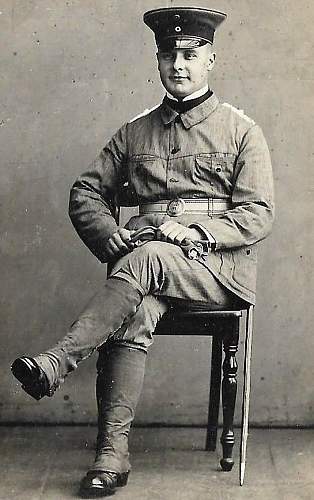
[110,241,233,307]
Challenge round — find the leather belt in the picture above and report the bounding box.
[139,198,231,217]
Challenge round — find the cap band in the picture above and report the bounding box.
[157,37,210,51]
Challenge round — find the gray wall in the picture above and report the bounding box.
[1,0,313,426]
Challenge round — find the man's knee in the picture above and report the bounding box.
[129,241,175,265]
[113,241,177,269]
[110,241,176,294]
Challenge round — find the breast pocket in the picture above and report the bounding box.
[128,155,166,199]
[194,155,235,196]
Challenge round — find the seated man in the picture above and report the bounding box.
[11,7,274,498]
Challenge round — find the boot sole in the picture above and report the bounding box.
[11,358,45,400]
[79,471,129,498]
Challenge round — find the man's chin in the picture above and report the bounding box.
[166,85,191,100]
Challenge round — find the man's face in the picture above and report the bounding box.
[157,44,216,99]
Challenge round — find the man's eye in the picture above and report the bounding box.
[185,52,197,59]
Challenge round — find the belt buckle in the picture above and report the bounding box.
[166,198,185,217]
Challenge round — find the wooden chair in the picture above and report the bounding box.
[154,303,254,486]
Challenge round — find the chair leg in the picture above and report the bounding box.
[206,336,222,451]
[220,319,240,471]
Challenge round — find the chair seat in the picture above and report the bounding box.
[155,306,243,336]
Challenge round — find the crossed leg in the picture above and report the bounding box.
[13,241,234,394]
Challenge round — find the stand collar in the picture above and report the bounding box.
[166,84,209,102]
[160,91,219,129]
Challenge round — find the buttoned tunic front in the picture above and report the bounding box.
[69,92,274,304]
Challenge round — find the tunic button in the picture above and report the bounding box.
[216,167,222,172]
[171,147,180,154]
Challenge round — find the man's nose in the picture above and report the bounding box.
[172,53,185,71]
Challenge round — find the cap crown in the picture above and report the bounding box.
[144,7,227,47]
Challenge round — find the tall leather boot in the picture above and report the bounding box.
[79,342,147,497]
[11,279,143,400]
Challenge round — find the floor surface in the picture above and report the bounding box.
[1,427,313,500]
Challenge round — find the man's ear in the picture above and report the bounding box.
[207,51,216,71]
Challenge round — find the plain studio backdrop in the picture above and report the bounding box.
[1,0,313,427]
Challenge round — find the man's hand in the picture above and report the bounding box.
[105,227,135,259]
[157,221,202,244]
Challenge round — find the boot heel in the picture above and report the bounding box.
[117,471,129,487]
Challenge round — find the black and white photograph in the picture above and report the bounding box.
[1,1,313,498]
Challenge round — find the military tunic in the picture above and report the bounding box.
[69,92,274,304]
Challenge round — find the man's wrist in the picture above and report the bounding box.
[188,223,217,251]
